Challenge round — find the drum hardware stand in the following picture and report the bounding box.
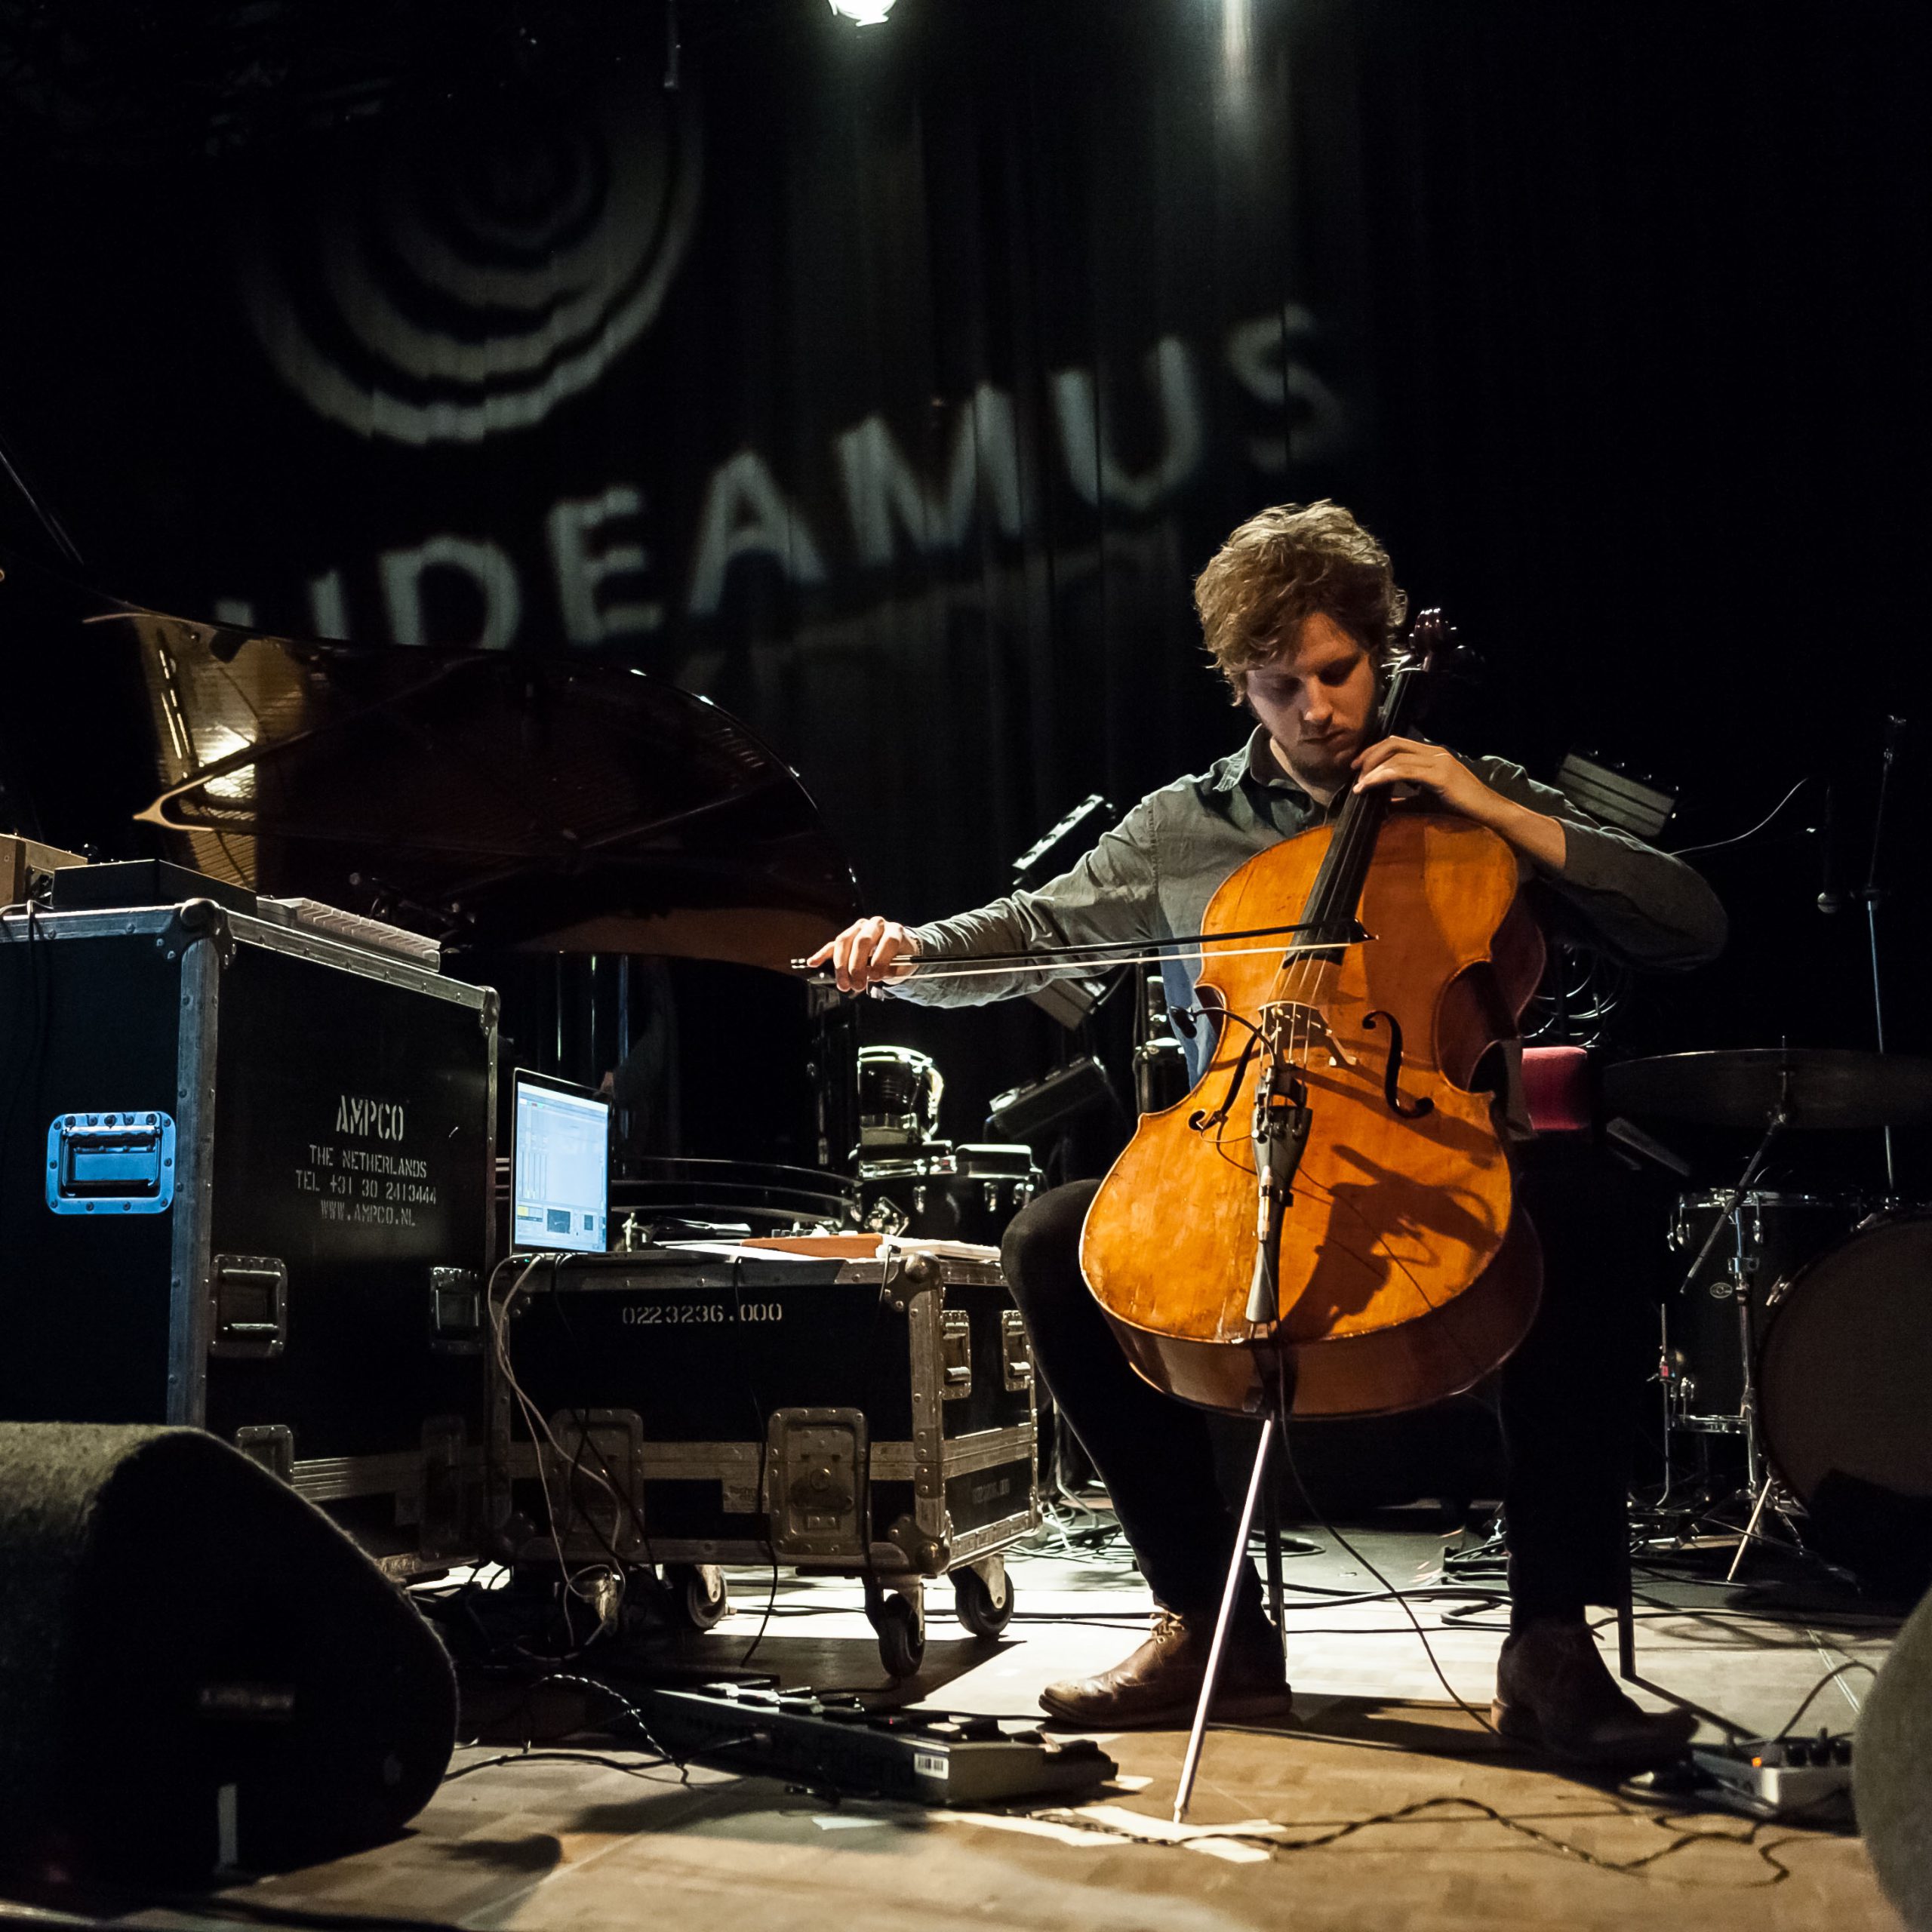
[1860,715,1905,1198]
[1671,1091,1789,1309]
[1705,1128,1833,1585]
[1634,1425,1742,1552]
[1174,1019,1308,1825]
[1440,1506,1511,1580]
[1728,1475,1781,1583]
[1723,1473,1828,1583]
[1651,1063,1885,1589]
[1641,1082,1792,1552]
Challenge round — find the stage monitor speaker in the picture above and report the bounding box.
[0,1423,457,1882]
[1856,1584,1932,1929]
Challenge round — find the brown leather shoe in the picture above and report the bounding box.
[1039,1604,1292,1728]
[1493,1618,1698,1769]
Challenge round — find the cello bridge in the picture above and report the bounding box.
[1260,999,1358,1070]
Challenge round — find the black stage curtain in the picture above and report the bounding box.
[1,0,1926,1161]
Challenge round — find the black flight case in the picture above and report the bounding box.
[488,1238,1041,1675]
[0,896,497,1575]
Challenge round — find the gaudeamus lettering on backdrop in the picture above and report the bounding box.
[0,2,1372,915]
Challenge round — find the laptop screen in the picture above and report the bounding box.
[511,1071,610,1255]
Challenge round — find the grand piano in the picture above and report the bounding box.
[0,524,863,1183]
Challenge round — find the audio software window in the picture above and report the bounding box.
[512,1080,610,1254]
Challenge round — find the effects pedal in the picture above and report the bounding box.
[1688,1730,1854,1820]
[639,1681,1117,1805]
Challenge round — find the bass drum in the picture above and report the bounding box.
[1758,1213,1932,1592]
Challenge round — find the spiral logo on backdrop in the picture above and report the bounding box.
[237,86,701,446]
[218,75,1339,657]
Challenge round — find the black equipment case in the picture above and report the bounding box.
[0,898,496,1574]
[488,1239,1041,1672]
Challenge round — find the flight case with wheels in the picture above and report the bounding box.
[486,1237,1039,1676]
[0,897,496,1575]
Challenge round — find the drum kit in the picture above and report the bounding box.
[854,1047,1043,1246]
[594,1047,1042,1252]
[1606,1047,1932,1588]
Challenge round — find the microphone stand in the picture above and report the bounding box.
[1863,717,1906,1198]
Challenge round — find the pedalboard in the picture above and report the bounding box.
[638,1681,1117,1805]
[1689,1731,1854,1820]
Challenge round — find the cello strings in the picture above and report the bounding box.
[1221,786,1500,1393]
[1305,651,1417,960]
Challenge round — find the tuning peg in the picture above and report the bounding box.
[1404,609,1469,666]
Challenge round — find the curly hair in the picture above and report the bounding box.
[1193,500,1407,703]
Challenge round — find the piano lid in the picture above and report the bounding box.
[47,584,859,971]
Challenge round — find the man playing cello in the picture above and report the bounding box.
[810,501,1724,1767]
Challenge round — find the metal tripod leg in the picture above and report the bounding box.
[1262,1460,1287,1663]
[1726,1475,1776,1584]
[1614,1541,1638,1681]
[1173,1415,1275,1826]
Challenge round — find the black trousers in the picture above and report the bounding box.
[1002,1137,1657,1624]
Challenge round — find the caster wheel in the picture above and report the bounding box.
[875,1594,926,1678]
[666,1563,730,1632]
[952,1565,1013,1639]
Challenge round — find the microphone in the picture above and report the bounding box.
[1816,778,1841,915]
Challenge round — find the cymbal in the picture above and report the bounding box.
[1604,1049,1932,1131]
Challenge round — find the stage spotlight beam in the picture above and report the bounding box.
[829,0,896,23]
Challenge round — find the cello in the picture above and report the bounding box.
[1080,613,1546,1420]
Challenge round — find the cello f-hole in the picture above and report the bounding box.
[1363,1010,1434,1119]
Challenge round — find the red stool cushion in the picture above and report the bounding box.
[1521,1044,1594,1134]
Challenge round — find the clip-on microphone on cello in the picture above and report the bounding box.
[1246,1035,1312,1327]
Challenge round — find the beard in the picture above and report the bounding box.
[1284,728,1361,789]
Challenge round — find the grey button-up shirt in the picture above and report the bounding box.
[897,727,1726,1075]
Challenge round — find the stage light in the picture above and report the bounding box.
[1223,0,1252,72]
[829,0,896,23]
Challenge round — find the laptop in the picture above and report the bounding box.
[509,1069,611,1255]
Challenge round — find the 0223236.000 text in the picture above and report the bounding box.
[618,1302,785,1325]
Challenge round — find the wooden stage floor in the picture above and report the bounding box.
[25,1511,1911,1932]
